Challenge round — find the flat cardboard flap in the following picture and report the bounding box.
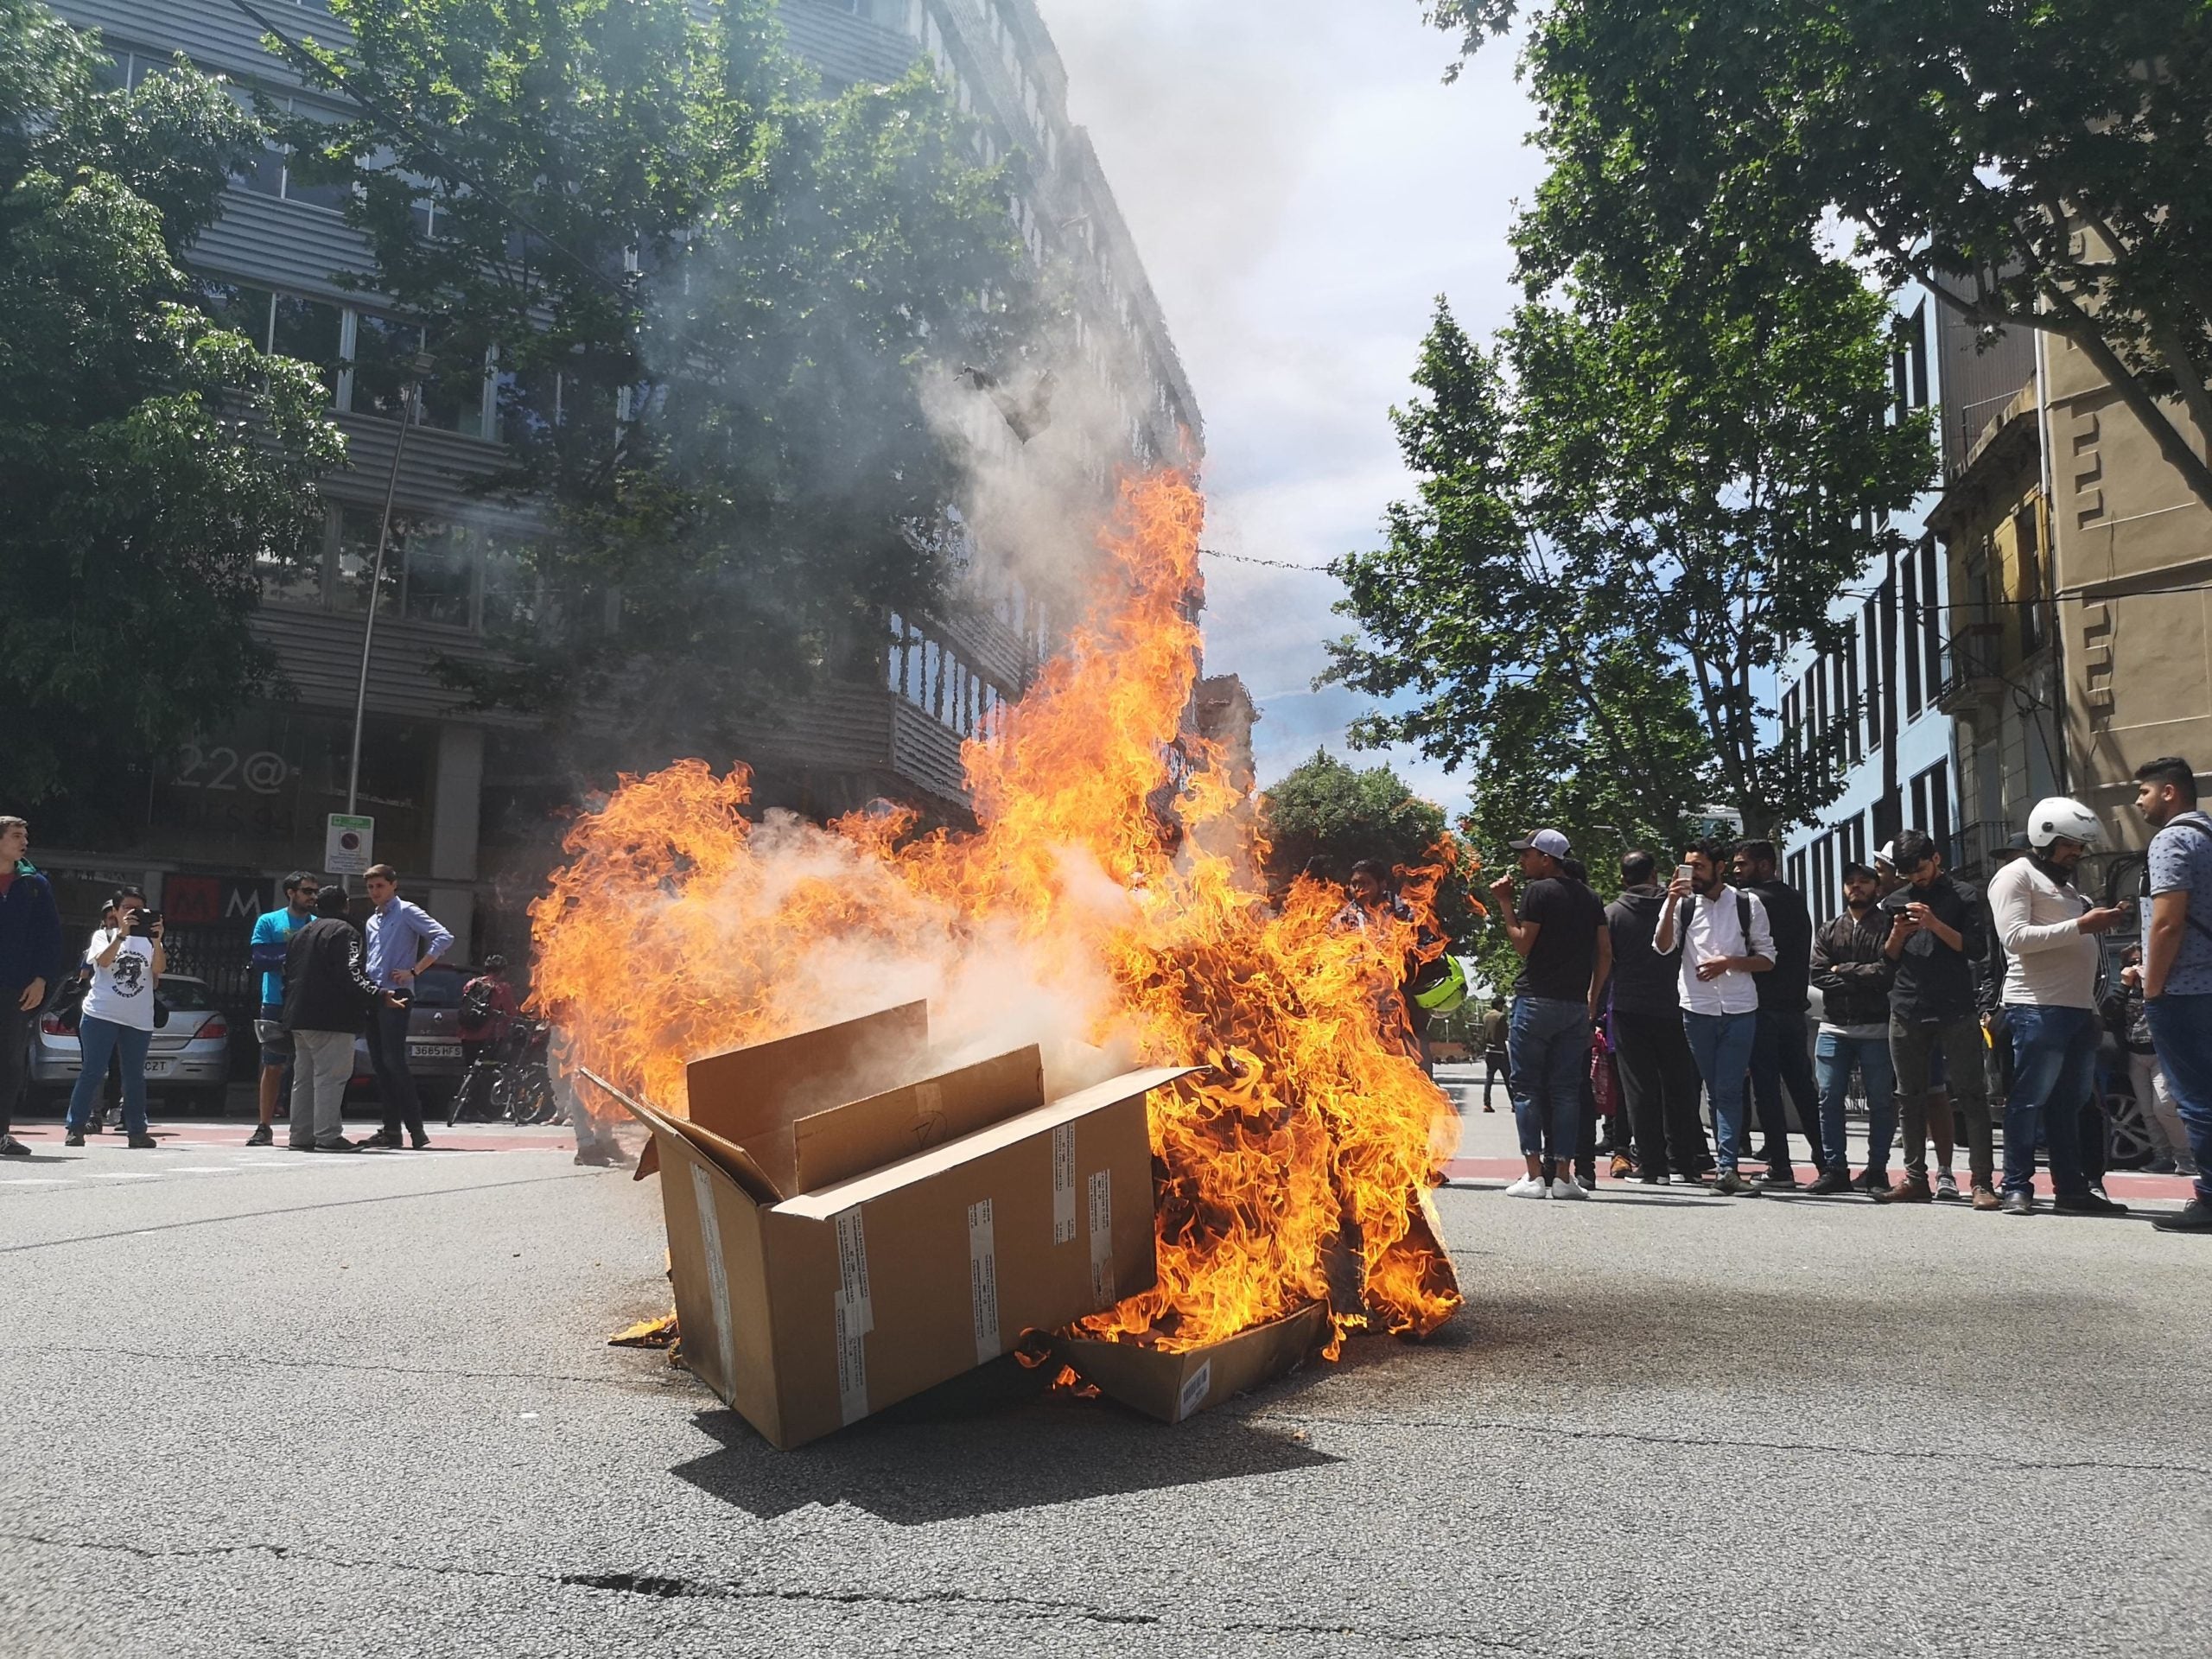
[777,1065,1194,1221]
[581,1069,783,1205]
[684,1001,931,1197]
[791,1046,1046,1194]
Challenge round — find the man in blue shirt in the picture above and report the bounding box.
[245,872,321,1147]
[2135,756,2212,1234]
[359,863,454,1150]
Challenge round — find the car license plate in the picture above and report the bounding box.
[144,1059,172,1075]
[411,1043,461,1060]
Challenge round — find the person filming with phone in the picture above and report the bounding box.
[1874,831,1997,1208]
[63,887,164,1148]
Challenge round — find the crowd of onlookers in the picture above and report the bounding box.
[0,818,626,1165]
[1477,756,2212,1235]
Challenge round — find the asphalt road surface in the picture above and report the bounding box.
[2,1090,2205,1658]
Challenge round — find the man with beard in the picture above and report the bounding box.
[1808,861,1897,1195]
[2134,756,2212,1233]
[1987,800,2131,1216]
[1654,840,1774,1194]
[1875,830,1997,1208]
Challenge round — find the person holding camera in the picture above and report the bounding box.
[63,887,164,1148]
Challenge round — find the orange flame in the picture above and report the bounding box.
[533,470,1461,1352]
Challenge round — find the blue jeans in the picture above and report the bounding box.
[1509,996,1589,1175]
[66,1016,150,1135]
[1815,1030,1895,1177]
[2001,1003,2096,1198]
[1683,1011,1757,1171]
[2146,992,2212,1203]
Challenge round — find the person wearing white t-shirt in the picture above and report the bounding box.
[1653,839,1775,1194]
[64,889,166,1148]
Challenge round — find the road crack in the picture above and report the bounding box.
[16,1342,683,1391]
[1261,1412,2212,1478]
[6,1532,1527,1647]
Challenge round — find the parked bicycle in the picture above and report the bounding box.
[448,1014,563,1127]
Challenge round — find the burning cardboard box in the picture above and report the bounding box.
[1048,1302,1329,1424]
[594,1001,1183,1450]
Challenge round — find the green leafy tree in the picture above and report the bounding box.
[1425,0,2212,511]
[274,0,1032,753]
[1327,271,1932,842]
[1257,748,1479,945]
[0,0,346,812]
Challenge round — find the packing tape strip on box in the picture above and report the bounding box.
[832,1207,873,1425]
[690,1165,740,1400]
[967,1198,1001,1365]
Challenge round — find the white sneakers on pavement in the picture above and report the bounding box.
[1504,1174,1548,1198]
[1549,1177,1589,1200]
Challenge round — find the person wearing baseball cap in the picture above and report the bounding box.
[1489,829,1611,1199]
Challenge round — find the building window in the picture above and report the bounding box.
[194,278,343,396]
[1842,620,1862,764]
[1911,760,1953,861]
[1920,536,1943,697]
[1902,546,1923,716]
[2015,502,2046,658]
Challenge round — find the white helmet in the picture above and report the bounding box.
[2025,797,2102,851]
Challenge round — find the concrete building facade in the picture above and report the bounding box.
[2039,266,2212,860]
[40,0,1199,1003]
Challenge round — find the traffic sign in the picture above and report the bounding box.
[325,813,375,876]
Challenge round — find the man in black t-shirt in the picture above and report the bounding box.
[1489,829,1611,1199]
[1875,830,1997,1207]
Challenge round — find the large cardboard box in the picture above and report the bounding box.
[597,1005,1179,1449]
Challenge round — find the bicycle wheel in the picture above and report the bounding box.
[448,1065,484,1126]
[520,1069,561,1125]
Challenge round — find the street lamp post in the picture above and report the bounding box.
[342,353,432,888]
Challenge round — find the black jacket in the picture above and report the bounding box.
[1810,906,1895,1027]
[1747,878,1812,1013]
[1880,874,1987,1022]
[1605,886,1683,1015]
[281,917,383,1034]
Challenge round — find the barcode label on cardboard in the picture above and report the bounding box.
[1052,1123,1077,1244]
[830,1205,874,1426]
[1176,1359,1213,1423]
[833,1207,874,1335]
[1087,1167,1115,1306]
[967,1198,1001,1364]
[689,1165,739,1403]
[833,1290,869,1426]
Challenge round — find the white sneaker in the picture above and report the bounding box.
[1549,1177,1589,1200]
[1504,1174,1547,1198]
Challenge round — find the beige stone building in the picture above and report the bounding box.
[2043,327,2212,850]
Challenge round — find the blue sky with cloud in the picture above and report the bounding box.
[1033,2,1546,823]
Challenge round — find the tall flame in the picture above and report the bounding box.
[533,471,1461,1352]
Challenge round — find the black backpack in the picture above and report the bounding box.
[460,978,495,1026]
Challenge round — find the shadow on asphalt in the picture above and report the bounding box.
[670,1353,1341,1523]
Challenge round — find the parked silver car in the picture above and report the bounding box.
[25,975,232,1113]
